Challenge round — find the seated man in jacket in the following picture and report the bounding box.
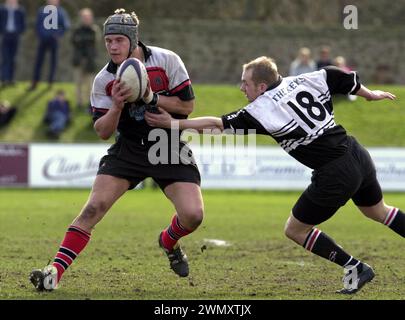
[43,89,71,138]
[0,99,17,127]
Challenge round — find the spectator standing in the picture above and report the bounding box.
[289,47,316,76]
[316,46,333,70]
[0,0,25,87]
[334,56,352,72]
[71,8,100,111]
[43,89,71,138]
[28,0,70,91]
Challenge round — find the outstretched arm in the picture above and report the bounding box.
[324,66,396,101]
[145,107,224,132]
[356,85,396,101]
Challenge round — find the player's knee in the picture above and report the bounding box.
[284,223,294,240]
[190,206,204,229]
[284,218,298,241]
[360,202,390,223]
[180,206,204,230]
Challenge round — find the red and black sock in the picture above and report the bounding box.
[384,208,405,237]
[160,215,192,251]
[303,228,362,271]
[52,225,91,282]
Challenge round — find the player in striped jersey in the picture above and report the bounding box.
[30,8,203,291]
[145,56,404,294]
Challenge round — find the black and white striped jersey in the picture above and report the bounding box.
[222,67,361,169]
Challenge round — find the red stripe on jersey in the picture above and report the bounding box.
[92,107,109,114]
[170,80,191,95]
[105,80,115,96]
[146,67,169,92]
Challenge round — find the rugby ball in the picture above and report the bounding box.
[116,58,148,102]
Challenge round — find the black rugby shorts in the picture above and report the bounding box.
[292,136,383,225]
[97,136,201,190]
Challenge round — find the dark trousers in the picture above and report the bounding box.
[33,36,58,83]
[1,33,19,82]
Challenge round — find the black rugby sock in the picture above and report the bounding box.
[384,208,405,237]
[303,228,362,271]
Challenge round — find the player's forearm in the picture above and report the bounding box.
[355,85,396,101]
[355,85,373,100]
[174,117,224,133]
[157,95,194,115]
[94,106,122,140]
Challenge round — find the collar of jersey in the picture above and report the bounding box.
[265,75,283,92]
[107,41,152,74]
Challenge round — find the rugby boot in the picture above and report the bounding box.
[337,263,375,294]
[158,232,189,277]
[29,265,58,291]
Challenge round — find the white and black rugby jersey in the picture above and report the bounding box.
[91,42,194,142]
[222,66,361,169]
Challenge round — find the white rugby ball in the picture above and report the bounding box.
[116,58,148,102]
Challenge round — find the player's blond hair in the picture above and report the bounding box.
[114,8,140,26]
[243,56,279,86]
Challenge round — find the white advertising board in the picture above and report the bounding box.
[192,145,312,190]
[193,145,405,191]
[367,148,405,191]
[29,144,109,187]
[28,143,405,191]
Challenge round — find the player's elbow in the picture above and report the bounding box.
[98,133,111,140]
[98,130,112,140]
[94,125,112,140]
[180,99,194,115]
[94,132,107,140]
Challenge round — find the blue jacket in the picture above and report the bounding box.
[0,5,26,35]
[36,5,70,39]
[44,98,70,123]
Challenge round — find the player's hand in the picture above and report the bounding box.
[366,90,396,101]
[145,107,173,128]
[111,78,132,110]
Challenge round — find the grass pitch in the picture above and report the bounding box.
[0,189,404,300]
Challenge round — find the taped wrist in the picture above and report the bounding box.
[145,93,160,114]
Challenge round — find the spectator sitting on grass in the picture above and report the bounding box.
[0,99,17,127]
[43,89,71,138]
